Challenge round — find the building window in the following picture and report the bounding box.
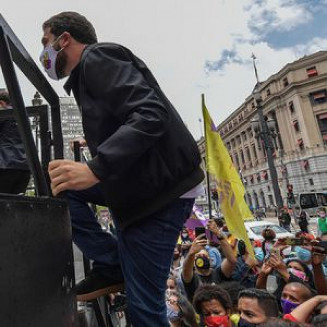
[257,173,261,183]
[251,144,258,160]
[317,113,327,145]
[282,77,289,87]
[250,175,254,184]
[310,90,327,105]
[252,102,256,110]
[309,178,314,186]
[289,101,295,113]
[266,89,271,97]
[242,131,247,141]
[293,120,300,132]
[231,139,236,148]
[246,147,252,167]
[261,170,268,181]
[236,135,242,145]
[240,149,245,165]
[306,66,318,78]
[302,160,309,170]
[297,138,304,150]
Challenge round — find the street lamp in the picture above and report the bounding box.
[31,91,42,106]
[31,91,42,161]
[251,87,284,211]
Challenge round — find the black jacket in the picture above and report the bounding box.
[0,110,29,170]
[64,43,204,228]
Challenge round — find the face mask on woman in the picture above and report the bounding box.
[280,298,299,314]
[167,305,181,322]
[287,267,308,281]
[294,246,311,262]
[204,315,229,327]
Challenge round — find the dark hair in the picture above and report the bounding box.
[214,219,224,228]
[168,291,197,327]
[238,289,279,318]
[0,89,11,105]
[312,314,327,327]
[259,318,306,326]
[261,228,276,241]
[219,281,245,312]
[43,12,97,44]
[315,301,327,315]
[193,284,232,315]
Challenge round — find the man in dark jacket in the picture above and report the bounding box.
[0,90,30,194]
[40,12,204,326]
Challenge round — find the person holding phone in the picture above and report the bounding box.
[181,220,237,302]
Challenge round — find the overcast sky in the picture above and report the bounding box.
[1,0,327,140]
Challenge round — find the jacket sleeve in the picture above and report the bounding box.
[82,45,171,180]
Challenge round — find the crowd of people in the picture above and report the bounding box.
[165,210,327,327]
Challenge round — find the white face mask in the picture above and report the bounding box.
[39,35,64,80]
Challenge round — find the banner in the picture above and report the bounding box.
[202,95,254,257]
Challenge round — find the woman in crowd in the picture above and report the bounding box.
[256,253,315,301]
[166,290,198,327]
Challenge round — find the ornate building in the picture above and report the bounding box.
[59,97,85,160]
[198,51,327,209]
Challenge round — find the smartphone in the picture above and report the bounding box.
[284,238,305,246]
[195,227,206,239]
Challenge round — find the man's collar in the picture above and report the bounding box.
[64,62,81,95]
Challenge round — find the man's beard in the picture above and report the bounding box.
[56,50,68,80]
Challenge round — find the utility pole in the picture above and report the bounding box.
[251,55,284,211]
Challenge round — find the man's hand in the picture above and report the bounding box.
[260,261,273,276]
[69,137,87,151]
[207,219,223,238]
[48,159,100,196]
[189,235,207,256]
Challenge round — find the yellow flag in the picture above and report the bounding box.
[202,95,254,257]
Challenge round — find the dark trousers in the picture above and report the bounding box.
[67,185,194,326]
[0,169,30,194]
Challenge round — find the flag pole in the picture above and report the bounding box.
[202,94,213,219]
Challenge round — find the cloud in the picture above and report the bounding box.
[204,49,248,73]
[0,0,326,141]
[246,0,312,36]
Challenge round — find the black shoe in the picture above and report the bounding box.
[76,272,124,301]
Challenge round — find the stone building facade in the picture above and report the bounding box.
[59,97,86,160]
[198,51,327,209]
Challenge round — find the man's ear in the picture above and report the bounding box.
[60,31,72,48]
